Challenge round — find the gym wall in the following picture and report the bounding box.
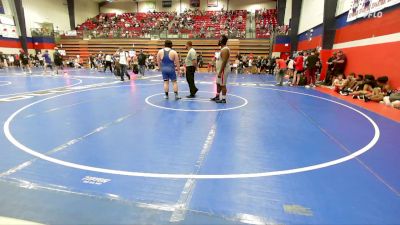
[333,5,400,88]
[100,0,275,14]
[292,1,400,88]
[74,0,99,26]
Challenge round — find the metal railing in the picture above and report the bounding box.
[30,28,54,37]
[57,12,256,40]
[57,11,287,41]
[60,29,253,40]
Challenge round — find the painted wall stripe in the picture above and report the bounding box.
[333,32,400,49]
[298,35,323,51]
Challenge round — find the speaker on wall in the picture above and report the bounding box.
[162,0,172,8]
[191,0,200,7]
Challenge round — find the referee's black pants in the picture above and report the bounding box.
[186,66,198,96]
[104,61,112,72]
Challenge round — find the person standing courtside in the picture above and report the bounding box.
[89,54,96,70]
[53,47,63,75]
[305,50,319,87]
[0,51,4,69]
[103,53,112,73]
[324,51,336,85]
[138,50,146,78]
[19,50,32,74]
[42,50,53,75]
[115,48,130,81]
[211,35,230,103]
[275,57,287,86]
[332,50,347,81]
[157,40,181,100]
[185,41,198,98]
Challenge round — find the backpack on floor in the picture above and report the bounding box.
[132,64,139,74]
[114,63,121,77]
[251,66,258,74]
[114,68,120,77]
[298,75,307,86]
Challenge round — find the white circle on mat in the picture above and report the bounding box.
[0,77,82,97]
[0,81,12,87]
[145,91,248,112]
[3,85,380,179]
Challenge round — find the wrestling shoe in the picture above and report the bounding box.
[210,96,219,101]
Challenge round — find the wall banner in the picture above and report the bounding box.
[207,0,218,7]
[347,0,400,22]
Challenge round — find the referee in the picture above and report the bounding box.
[185,41,198,98]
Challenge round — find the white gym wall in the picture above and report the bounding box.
[298,0,324,34]
[336,0,352,16]
[22,0,70,36]
[284,0,292,25]
[74,0,99,26]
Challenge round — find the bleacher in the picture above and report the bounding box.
[60,10,271,65]
[169,10,247,38]
[59,38,270,67]
[72,10,251,39]
[75,12,175,38]
[255,9,277,39]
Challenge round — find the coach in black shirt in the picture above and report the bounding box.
[138,50,146,77]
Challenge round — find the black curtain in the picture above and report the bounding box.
[277,0,286,26]
[67,0,75,30]
[322,0,338,49]
[289,0,302,53]
[14,0,28,52]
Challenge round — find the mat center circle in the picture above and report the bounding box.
[145,91,248,112]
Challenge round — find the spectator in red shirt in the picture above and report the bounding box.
[275,57,287,86]
[291,52,304,86]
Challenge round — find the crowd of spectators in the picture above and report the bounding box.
[0,51,33,68]
[70,9,289,39]
[169,9,247,39]
[269,49,399,110]
[76,12,176,38]
[0,50,66,75]
[334,73,399,109]
[226,54,269,74]
[72,9,250,39]
[87,49,159,75]
[31,27,54,37]
[255,9,288,38]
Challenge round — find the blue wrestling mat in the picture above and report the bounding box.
[0,68,399,224]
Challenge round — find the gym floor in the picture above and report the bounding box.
[0,68,399,224]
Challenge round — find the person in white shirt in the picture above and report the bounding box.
[103,54,113,72]
[287,57,295,80]
[115,48,130,81]
[8,55,14,67]
[185,41,198,98]
[75,55,82,68]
